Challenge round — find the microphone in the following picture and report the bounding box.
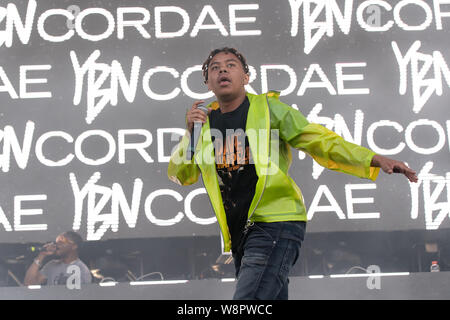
[187,104,208,160]
[29,242,56,253]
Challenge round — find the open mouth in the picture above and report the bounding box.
[218,76,231,86]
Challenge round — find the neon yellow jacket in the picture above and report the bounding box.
[168,92,379,252]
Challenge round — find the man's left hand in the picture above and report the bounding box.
[371,154,418,183]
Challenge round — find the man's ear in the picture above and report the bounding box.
[242,73,249,86]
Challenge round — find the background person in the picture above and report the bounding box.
[24,231,92,286]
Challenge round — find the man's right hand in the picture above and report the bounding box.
[186,100,208,133]
[24,242,55,285]
[37,242,57,260]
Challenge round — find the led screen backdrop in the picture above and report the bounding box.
[0,0,449,243]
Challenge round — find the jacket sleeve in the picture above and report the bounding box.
[167,131,201,186]
[269,97,380,181]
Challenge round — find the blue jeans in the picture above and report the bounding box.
[232,221,306,300]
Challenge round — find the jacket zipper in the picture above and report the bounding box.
[243,94,272,235]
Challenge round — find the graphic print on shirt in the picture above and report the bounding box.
[214,128,252,172]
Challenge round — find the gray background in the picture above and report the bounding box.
[0,0,449,244]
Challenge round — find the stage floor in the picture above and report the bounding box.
[0,271,449,300]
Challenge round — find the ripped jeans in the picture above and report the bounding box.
[232,221,306,300]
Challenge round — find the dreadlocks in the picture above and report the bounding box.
[202,47,249,84]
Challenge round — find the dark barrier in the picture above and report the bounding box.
[0,271,448,300]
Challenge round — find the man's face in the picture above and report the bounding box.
[205,52,249,99]
[55,234,76,257]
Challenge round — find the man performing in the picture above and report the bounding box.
[168,47,418,300]
[24,231,92,286]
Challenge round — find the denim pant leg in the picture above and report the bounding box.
[232,221,306,300]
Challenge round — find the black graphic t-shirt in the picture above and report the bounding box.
[208,97,258,253]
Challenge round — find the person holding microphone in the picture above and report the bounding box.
[168,47,417,299]
[24,231,92,286]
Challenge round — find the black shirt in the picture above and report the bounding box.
[208,97,258,253]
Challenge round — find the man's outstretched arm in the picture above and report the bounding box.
[370,154,418,183]
[268,97,418,183]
